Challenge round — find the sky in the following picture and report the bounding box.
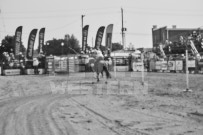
[0,0,203,50]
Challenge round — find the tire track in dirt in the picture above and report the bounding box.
[69,98,150,135]
[0,94,76,135]
[45,98,66,135]
[0,99,23,135]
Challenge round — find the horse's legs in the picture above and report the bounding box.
[103,65,111,79]
[101,70,103,78]
[97,72,100,82]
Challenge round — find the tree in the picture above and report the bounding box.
[1,35,14,54]
[0,35,26,61]
[112,42,123,51]
[46,38,62,56]
[45,34,80,56]
[66,34,80,54]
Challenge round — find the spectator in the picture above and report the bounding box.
[20,60,25,75]
[128,54,133,71]
[38,53,45,68]
[33,58,39,74]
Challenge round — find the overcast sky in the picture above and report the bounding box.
[1,0,203,49]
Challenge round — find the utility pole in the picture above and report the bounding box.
[81,15,85,52]
[0,9,1,40]
[121,8,126,50]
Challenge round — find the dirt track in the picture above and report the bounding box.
[0,93,147,135]
[0,94,75,134]
[0,72,203,135]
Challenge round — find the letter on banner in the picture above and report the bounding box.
[82,25,89,52]
[14,26,23,56]
[95,26,105,49]
[105,24,113,56]
[26,29,38,60]
[38,28,45,54]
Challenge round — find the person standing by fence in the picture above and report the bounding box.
[33,58,39,74]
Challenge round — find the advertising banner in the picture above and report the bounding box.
[155,61,162,70]
[149,61,156,71]
[3,69,21,75]
[14,26,23,56]
[199,61,203,67]
[168,61,175,70]
[68,58,75,72]
[46,56,55,74]
[25,69,45,75]
[132,62,143,71]
[105,24,113,51]
[116,66,129,72]
[82,25,89,52]
[38,28,45,54]
[188,60,196,68]
[26,29,38,60]
[175,60,183,70]
[95,26,105,49]
[161,61,168,70]
[54,57,68,72]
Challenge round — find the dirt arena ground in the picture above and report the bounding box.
[0,72,202,135]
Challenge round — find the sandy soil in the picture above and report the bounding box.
[0,72,202,135]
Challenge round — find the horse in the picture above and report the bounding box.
[89,49,111,82]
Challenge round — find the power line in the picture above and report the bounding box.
[0,18,81,36]
[3,14,81,20]
[3,7,202,21]
[3,6,203,15]
[126,9,203,17]
[47,19,81,32]
[2,11,119,20]
[125,6,203,13]
[126,32,151,36]
[113,32,151,36]
[2,6,119,14]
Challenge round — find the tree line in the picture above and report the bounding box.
[0,34,123,59]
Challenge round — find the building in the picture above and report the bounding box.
[152,25,203,48]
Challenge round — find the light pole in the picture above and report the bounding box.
[45,42,49,56]
[60,42,64,71]
[61,42,64,56]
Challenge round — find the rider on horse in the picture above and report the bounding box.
[90,49,111,82]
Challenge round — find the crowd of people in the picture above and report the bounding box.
[0,51,46,75]
[163,31,203,55]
